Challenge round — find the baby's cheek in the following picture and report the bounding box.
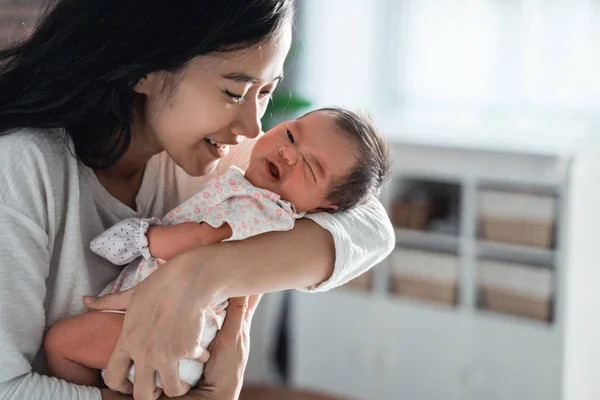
[284,186,315,212]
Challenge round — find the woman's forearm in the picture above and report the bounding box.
[190,219,335,303]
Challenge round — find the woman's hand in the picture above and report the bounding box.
[186,295,261,400]
[98,296,260,400]
[85,216,337,400]
[84,251,216,400]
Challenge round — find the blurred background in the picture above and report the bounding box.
[3,1,600,399]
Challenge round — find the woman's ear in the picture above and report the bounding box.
[133,75,148,94]
[133,74,156,95]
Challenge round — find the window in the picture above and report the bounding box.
[297,0,599,135]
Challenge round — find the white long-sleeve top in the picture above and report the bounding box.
[0,129,394,400]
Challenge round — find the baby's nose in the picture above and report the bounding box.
[279,146,299,166]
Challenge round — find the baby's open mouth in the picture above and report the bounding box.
[268,161,280,179]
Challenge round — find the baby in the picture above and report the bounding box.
[43,107,391,390]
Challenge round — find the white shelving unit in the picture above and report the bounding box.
[289,124,600,400]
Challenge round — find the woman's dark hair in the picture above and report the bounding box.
[304,107,391,212]
[0,0,294,168]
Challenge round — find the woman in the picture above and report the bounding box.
[0,1,394,400]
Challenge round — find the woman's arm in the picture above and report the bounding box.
[189,194,394,302]
[135,191,393,303]
[0,204,107,400]
[188,218,336,302]
[0,133,107,400]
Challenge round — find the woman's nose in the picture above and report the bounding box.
[279,146,299,166]
[231,98,262,139]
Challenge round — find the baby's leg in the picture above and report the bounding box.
[44,311,123,386]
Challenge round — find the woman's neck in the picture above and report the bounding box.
[94,122,163,209]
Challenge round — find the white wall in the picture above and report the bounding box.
[294,0,386,114]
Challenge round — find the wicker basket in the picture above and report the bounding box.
[479,190,555,248]
[390,249,459,305]
[481,217,554,248]
[479,260,553,321]
[391,275,457,304]
[480,287,551,321]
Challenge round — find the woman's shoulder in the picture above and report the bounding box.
[0,129,78,204]
[0,128,74,169]
[0,129,79,232]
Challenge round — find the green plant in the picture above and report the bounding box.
[262,89,312,130]
[261,43,312,130]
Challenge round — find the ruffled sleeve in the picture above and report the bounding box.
[90,217,162,265]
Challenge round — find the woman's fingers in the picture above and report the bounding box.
[83,289,133,311]
[95,255,215,398]
[133,363,160,400]
[158,362,191,398]
[102,347,134,394]
[195,296,257,395]
[245,294,262,325]
[193,347,211,364]
[220,296,249,334]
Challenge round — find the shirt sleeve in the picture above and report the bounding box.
[0,374,101,400]
[0,133,102,400]
[89,217,162,265]
[301,194,395,292]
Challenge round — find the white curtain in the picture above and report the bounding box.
[297,0,600,134]
[398,0,599,119]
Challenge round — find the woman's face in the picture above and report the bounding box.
[136,26,292,177]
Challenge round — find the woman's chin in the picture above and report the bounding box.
[183,159,219,177]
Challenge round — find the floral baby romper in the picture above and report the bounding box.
[90,166,304,387]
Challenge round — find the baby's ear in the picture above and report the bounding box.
[315,204,339,214]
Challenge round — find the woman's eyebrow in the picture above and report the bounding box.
[221,72,284,84]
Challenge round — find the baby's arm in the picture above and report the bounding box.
[147,222,233,260]
[91,218,233,265]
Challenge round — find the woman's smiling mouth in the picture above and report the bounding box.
[204,138,230,158]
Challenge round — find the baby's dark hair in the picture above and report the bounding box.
[307,107,391,212]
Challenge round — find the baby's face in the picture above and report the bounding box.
[245,110,358,213]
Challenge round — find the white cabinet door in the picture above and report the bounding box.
[290,290,379,400]
[463,314,562,400]
[376,299,470,400]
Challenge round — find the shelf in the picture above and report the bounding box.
[394,228,460,253]
[475,306,554,327]
[387,291,460,311]
[477,240,555,267]
[477,180,561,196]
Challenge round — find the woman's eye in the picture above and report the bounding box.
[287,129,294,143]
[259,90,272,99]
[224,89,244,103]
